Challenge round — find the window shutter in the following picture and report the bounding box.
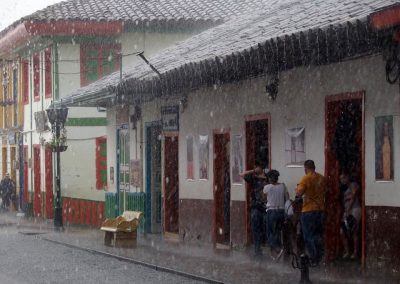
[44,47,52,99]
[33,53,40,101]
[96,137,107,189]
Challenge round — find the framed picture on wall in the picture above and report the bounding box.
[186,135,194,180]
[199,135,209,180]
[375,116,394,181]
[285,127,305,166]
[232,135,244,184]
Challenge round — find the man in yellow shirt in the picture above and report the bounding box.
[295,160,326,265]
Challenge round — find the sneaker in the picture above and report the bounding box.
[275,249,284,261]
[350,253,357,260]
[343,252,349,259]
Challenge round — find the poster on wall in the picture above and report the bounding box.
[232,135,244,184]
[199,135,209,180]
[130,160,141,187]
[285,127,306,166]
[375,116,394,181]
[186,135,194,180]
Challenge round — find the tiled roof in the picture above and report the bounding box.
[67,0,397,104]
[26,0,267,24]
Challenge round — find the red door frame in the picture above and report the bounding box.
[212,129,230,246]
[163,132,180,237]
[33,145,41,217]
[45,147,54,219]
[325,91,365,267]
[244,113,271,245]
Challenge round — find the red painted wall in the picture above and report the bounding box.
[61,197,105,227]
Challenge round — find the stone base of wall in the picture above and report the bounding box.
[179,199,247,247]
[62,197,105,227]
[366,206,400,273]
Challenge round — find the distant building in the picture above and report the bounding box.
[0,0,267,223]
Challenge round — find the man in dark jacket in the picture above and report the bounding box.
[241,164,267,256]
[0,173,16,211]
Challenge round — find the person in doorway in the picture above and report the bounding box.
[295,160,326,265]
[240,163,267,256]
[263,170,289,260]
[339,173,361,260]
[0,173,16,211]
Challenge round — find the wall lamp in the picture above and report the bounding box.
[266,74,279,101]
[179,95,188,113]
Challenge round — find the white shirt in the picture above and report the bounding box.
[263,183,288,209]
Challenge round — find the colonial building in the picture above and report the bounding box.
[0,0,268,224]
[63,0,400,272]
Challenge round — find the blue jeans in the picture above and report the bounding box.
[266,209,285,251]
[251,209,264,254]
[301,211,324,263]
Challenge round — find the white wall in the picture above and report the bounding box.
[58,44,80,99]
[120,31,193,70]
[176,55,400,207]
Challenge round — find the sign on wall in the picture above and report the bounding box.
[130,159,141,187]
[232,135,243,184]
[161,106,179,132]
[285,127,305,166]
[186,135,194,180]
[375,116,394,181]
[199,135,209,180]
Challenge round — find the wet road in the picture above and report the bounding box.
[0,227,204,284]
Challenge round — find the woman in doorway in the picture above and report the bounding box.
[339,173,361,260]
[263,170,289,260]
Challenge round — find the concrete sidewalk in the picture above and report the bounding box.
[0,212,398,284]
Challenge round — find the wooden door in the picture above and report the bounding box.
[33,146,41,217]
[45,147,53,219]
[325,92,364,265]
[164,134,179,234]
[213,132,230,245]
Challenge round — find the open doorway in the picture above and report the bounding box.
[213,131,230,247]
[145,122,162,234]
[245,114,270,244]
[164,133,179,238]
[325,92,365,265]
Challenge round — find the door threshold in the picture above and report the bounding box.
[164,232,179,242]
[215,243,231,250]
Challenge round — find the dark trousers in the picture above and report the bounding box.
[301,211,324,262]
[251,209,264,253]
[266,209,285,251]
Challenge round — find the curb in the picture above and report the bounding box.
[41,237,225,284]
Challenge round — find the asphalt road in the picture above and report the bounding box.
[0,227,204,284]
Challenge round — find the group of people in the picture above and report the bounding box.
[241,159,360,265]
[0,173,16,211]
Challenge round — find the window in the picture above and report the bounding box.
[80,44,121,86]
[22,60,29,104]
[33,53,40,102]
[96,137,107,189]
[44,47,52,99]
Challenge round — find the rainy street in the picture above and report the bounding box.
[0,227,202,284]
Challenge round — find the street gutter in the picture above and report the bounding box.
[41,237,226,284]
